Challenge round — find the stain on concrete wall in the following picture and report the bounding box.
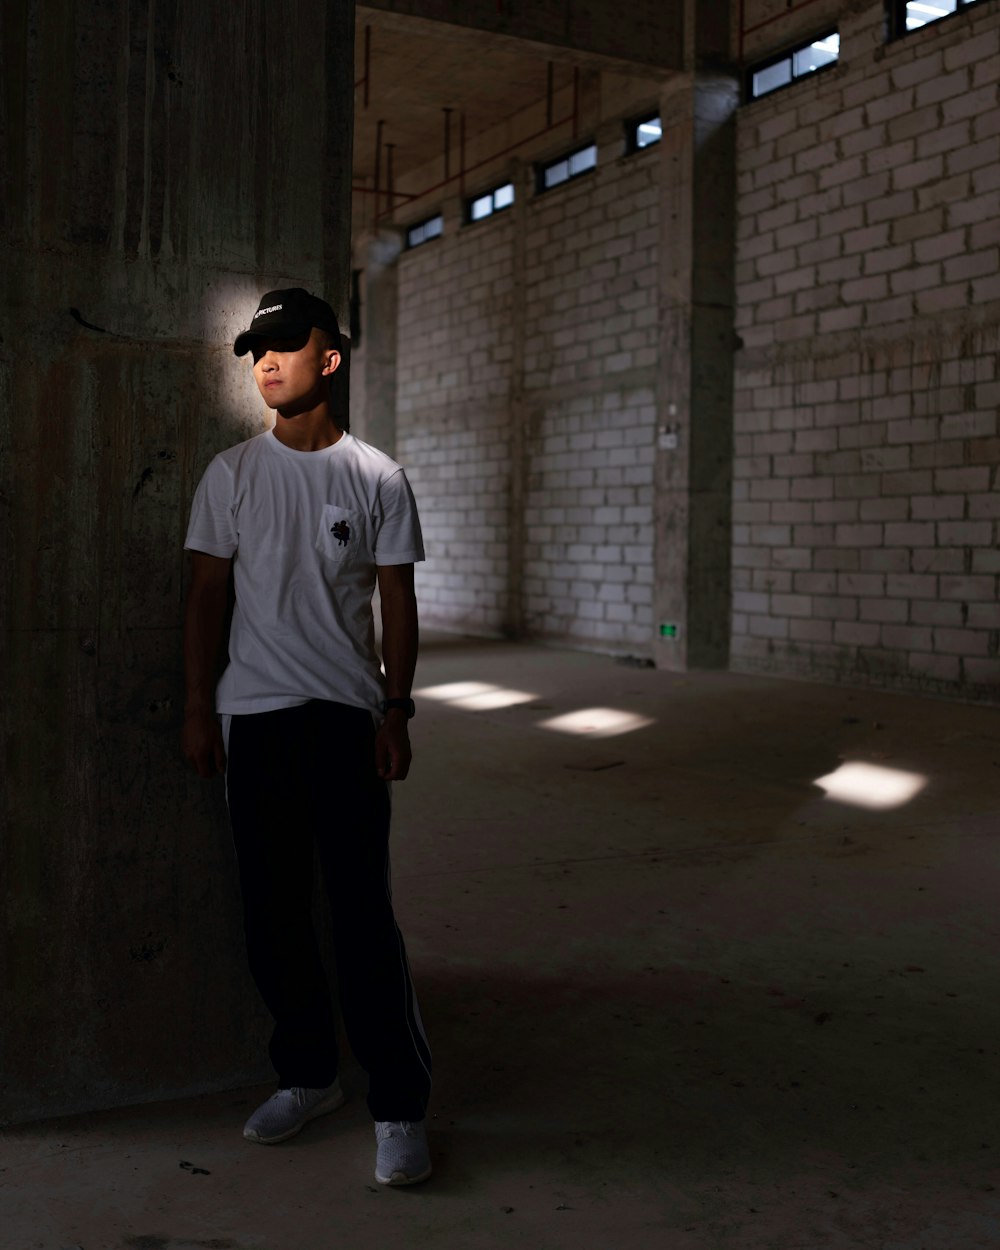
[0,0,355,1124]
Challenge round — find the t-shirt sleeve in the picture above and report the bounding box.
[373,467,425,566]
[184,455,238,558]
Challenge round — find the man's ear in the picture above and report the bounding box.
[322,350,341,376]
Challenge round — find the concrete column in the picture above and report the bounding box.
[1,0,354,1124]
[353,230,404,454]
[505,159,529,640]
[653,1,738,670]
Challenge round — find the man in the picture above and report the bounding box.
[181,288,432,1186]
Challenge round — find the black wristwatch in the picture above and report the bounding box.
[381,697,416,719]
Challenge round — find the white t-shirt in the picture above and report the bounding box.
[184,429,424,715]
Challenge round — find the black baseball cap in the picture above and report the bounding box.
[233,287,342,357]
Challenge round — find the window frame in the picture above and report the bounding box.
[405,213,444,250]
[625,112,663,156]
[465,181,516,225]
[889,0,987,39]
[744,29,841,103]
[535,141,599,195]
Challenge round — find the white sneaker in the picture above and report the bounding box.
[243,1081,345,1144]
[374,1119,432,1185]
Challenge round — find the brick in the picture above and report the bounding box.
[947,190,1000,229]
[813,596,859,620]
[941,411,996,440]
[915,67,971,108]
[790,619,833,643]
[912,495,965,520]
[835,621,882,647]
[844,223,891,255]
[843,171,891,207]
[908,652,961,682]
[840,126,888,159]
[939,520,994,547]
[911,548,965,574]
[860,498,909,522]
[947,136,1000,177]
[965,658,1000,684]
[835,523,883,547]
[886,518,945,547]
[973,272,1000,302]
[968,494,1000,519]
[818,205,866,237]
[934,627,990,656]
[890,58,941,91]
[863,243,913,274]
[916,120,973,159]
[915,284,970,315]
[912,600,964,627]
[943,28,999,72]
[860,597,908,623]
[937,466,991,492]
[819,306,864,333]
[892,206,946,244]
[749,614,789,639]
[939,574,997,601]
[815,500,860,524]
[838,572,884,596]
[882,625,933,651]
[917,173,971,211]
[842,275,888,302]
[890,263,944,296]
[892,154,945,192]
[914,229,968,263]
[942,83,998,124]
[814,548,860,571]
[886,418,939,445]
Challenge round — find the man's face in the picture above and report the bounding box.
[250,327,340,414]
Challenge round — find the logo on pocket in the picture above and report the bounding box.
[331,520,351,546]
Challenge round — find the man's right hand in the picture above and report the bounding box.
[182,708,226,778]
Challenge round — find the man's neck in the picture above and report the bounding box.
[271,405,344,452]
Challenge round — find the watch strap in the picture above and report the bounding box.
[381,697,416,719]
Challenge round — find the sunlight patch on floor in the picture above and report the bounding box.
[537,707,656,738]
[415,681,538,711]
[814,761,928,810]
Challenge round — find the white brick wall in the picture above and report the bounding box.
[394,136,660,650]
[396,217,515,633]
[733,0,1000,696]
[523,387,656,647]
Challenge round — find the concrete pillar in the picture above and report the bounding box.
[353,230,404,454]
[505,159,529,640]
[653,0,738,670]
[1,0,354,1124]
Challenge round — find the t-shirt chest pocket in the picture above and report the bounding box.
[316,503,365,564]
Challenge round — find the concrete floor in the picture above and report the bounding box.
[4,636,1000,1250]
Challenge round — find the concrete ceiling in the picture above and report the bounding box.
[353,11,570,189]
[351,7,674,233]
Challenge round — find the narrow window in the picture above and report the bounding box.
[747,31,840,100]
[406,214,443,249]
[896,0,984,33]
[467,181,515,223]
[538,142,598,192]
[627,113,663,153]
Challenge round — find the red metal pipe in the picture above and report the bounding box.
[353,108,577,210]
[459,111,466,196]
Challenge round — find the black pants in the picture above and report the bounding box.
[225,700,432,1122]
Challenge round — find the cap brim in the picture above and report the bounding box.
[233,320,312,357]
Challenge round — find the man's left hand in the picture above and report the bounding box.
[375,710,412,781]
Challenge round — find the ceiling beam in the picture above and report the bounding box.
[357,1,684,74]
